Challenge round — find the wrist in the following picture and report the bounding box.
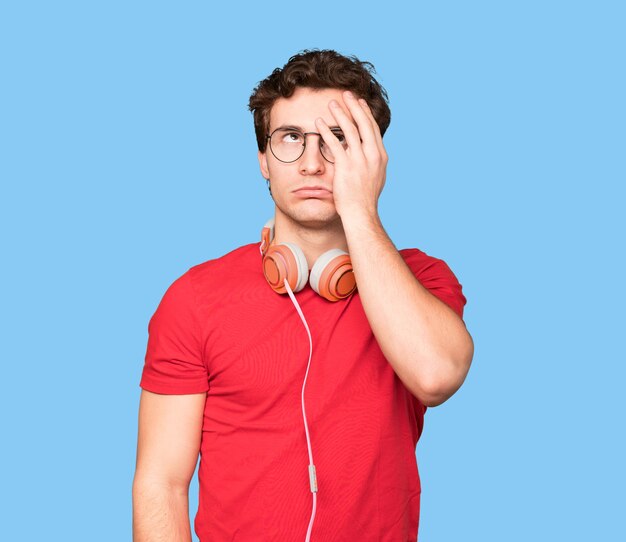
[340,206,381,231]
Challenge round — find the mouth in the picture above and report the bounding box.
[293,186,333,198]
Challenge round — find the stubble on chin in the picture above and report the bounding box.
[274,199,342,230]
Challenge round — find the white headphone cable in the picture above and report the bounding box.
[284,279,318,542]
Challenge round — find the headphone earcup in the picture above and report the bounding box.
[310,249,356,302]
[262,242,309,294]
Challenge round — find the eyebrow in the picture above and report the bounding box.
[273,124,343,132]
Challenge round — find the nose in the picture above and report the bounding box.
[299,133,326,175]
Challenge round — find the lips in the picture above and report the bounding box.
[293,186,333,198]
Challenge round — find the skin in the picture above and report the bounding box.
[260,87,474,405]
[133,391,205,541]
[133,86,474,541]
[258,88,353,266]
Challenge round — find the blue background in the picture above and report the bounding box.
[1,1,624,540]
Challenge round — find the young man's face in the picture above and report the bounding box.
[258,87,357,229]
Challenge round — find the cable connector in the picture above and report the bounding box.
[308,464,318,493]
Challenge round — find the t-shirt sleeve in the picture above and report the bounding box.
[402,249,467,320]
[140,271,210,394]
[402,249,468,416]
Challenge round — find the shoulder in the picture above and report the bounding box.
[399,247,452,276]
[150,242,262,324]
[186,242,260,279]
[170,242,264,301]
[399,247,467,319]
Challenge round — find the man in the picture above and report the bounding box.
[133,49,474,541]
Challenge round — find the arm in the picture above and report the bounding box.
[342,212,473,407]
[315,91,474,407]
[132,390,206,542]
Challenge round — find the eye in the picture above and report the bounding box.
[282,131,304,144]
[331,130,347,146]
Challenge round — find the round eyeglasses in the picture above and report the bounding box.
[266,128,348,164]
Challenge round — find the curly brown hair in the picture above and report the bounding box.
[248,49,391,153]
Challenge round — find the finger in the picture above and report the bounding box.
[314,116,349,161]
[357,98,386,158]
[341,91,380,157]
[326,99,364,156]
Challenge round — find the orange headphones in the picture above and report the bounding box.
[260,218,357,302]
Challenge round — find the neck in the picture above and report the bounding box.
[272,211,348,268]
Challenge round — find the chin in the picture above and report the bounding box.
[276,201,341,229]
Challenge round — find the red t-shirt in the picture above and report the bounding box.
[140,243,466,541]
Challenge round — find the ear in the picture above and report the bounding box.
[258,150,270,180]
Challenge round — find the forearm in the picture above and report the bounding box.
[342,210,474,406]
[132,479,192,542]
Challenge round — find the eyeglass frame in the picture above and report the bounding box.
[265,127,345,164]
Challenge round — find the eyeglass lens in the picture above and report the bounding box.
[269,129,347,163]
